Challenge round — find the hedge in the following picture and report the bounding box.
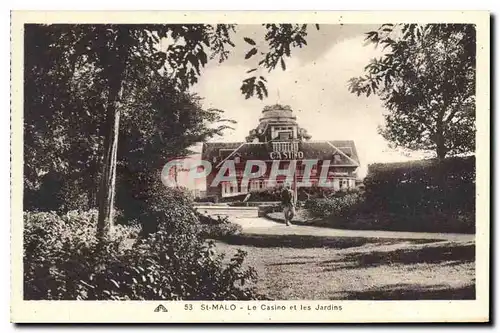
[302,157,475,233]
[364,156,475,216]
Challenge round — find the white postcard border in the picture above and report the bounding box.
[10,10,490,323]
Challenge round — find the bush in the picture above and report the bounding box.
[361,157,475,233]
[302,157,475,234]
[24,208,263,300]
[137,182,198,236]
[194,196,216,203]
[200,222,243,239]
[219,186,359,204]
[304,193,363,219]
[198,214,243,239]
[364,156,475,216]
[23,210,139,300]
[24,172,97,213]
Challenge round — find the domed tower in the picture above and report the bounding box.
[245,104,311,143]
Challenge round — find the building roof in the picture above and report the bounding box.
[201,142,241,160]
[202,140,360,167]
[258,104,297,123]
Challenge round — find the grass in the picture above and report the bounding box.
[215,234,475,300]
[220,233,437,249]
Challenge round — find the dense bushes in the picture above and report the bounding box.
[364,156,475,216]
[303,157,475,233]
[24,187,263,300]
[136,181,198,236]
[24,172,98,213]
[361,157,475,233]
[194,196,217,203]
[198,214,243,239]
[304,193,363,219]
[216,186,343,203]
[24,210,139,300]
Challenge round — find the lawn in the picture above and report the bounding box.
[215,235,475,300]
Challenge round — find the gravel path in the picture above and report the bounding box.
[197,206,474,242]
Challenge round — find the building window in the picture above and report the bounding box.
[279,131,291,141]
[250,180,258,191]
[222,182,238,197]
[338,179,350,189]
[272,141,298,153]
[311,163,318,176]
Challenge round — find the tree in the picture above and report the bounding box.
[24,26,233,213]
[24,25,109,211]
[116,72,234,224]
[348,24,476,160]
[25,24,320,239]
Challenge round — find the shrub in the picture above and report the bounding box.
[219,186,359,204]
[298,186,337,200]
[199,223,242,239]
[198,214,243,239]
[24,196,262,300]
[90,233,259,300]
[23,210,138,300]
[301,157,475,233]
[194,196,216,203]
[304,193,363,219]
[137,182,198,236]
[24,172,97,213]
[364,156,475,216]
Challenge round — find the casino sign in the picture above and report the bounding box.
[202,104,360,198]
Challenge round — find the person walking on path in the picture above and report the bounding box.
[281,183,296,226]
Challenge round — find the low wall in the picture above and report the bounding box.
[194,205,258,211]
[229,201,280,207]
[193,201,279,207]
[194,202,282,218]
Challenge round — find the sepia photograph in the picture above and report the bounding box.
[10,11,490,323]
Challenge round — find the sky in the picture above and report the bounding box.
[187,24,425,179]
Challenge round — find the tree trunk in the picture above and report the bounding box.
[96,28,129,240]
[435,115,447,161]
[97,105,122,239]
[436,140,447,161]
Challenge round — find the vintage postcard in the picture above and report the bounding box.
[11,11,490,323]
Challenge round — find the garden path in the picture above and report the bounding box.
[195,205,474,242]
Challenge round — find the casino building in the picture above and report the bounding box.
[202,104,360,199]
